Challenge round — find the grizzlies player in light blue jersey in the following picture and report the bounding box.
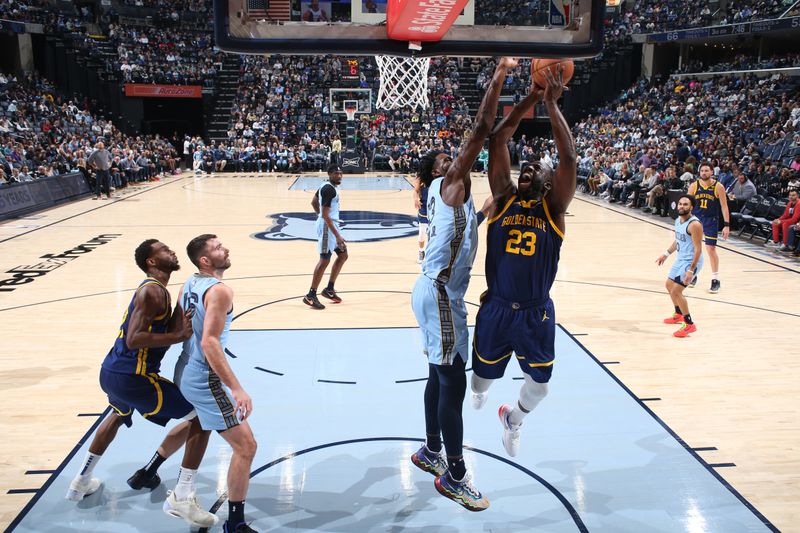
[66,239,217,528]
[657,194,704,338]
[304,163,347,309]
[176,234,259,533]
[470,65,576,458]
[409,56,518,512]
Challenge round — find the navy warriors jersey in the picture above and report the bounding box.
[485,196,563,301]
[102,278,172,375]
[674,215,704,267]
[418,185,429,220]
[692,179,720,220]
[180,274,232,369]
[421,177,478,299]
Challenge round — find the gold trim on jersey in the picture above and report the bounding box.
[142,278,171,321]
[135,325,153,375]
[542,198,565,239]
[487,196,516,225]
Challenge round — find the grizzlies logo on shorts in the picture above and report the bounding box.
[174,353,240,432]
[411,275,469,366]
[472,295,556,383]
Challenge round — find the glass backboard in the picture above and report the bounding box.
[214,0,605,57]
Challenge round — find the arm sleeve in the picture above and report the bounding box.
[319,183,336,208]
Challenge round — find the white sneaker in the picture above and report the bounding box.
[65,476,101,501]
[471,391,488,410]
[162,490,219,528]
[498,404,521,457]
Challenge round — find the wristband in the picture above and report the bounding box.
[723,221,730,227]
[664,250,672,256]
[686,269,694,273]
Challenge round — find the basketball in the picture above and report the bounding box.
[531,58,574,89]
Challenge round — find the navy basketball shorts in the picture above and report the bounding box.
[700,217,719,246]
[472,295,556,383]
[99,367,194,427]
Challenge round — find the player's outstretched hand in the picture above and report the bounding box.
[498,57,519,70]
[655,253,668,266]
[232,387,253,421]
[541,65,566,102]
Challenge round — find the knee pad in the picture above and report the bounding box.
[418,223,428,242]
[470,373,493,393]
[519,376,548,411]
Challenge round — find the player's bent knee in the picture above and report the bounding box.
[520,379,549,408]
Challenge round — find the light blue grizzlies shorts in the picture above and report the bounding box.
[316,217,342,258]
[174,352,240,432]
[668,258,703,287]
[411,275,469,366]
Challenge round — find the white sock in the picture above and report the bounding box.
[77,452,102,480]
[712,272,719,280]
[508,377,549,426]
[174,467,197,500]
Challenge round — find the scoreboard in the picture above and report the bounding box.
[342,58,360,80]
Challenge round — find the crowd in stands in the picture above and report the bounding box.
[207,54,476,173]
[630,0,792,32]
[0,72,180,190]
[0,0,91,33]
[547,72,800,255]
[678,52,800,74]
[108,23,222,86]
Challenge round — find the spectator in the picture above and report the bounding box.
[726,171,758,212]
[766,189,800,250]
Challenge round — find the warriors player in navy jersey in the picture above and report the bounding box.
[66,240,217,528]
[414,171,431,263]
[470,66,576,457]
[687,162,730,293]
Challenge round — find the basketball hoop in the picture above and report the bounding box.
[375,55,430,110]
[345,106,357,122]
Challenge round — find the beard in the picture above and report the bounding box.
[519,178,546,200]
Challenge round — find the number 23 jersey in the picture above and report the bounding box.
[485,195,563,302]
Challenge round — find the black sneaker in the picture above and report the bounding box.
[688,276,697,288]
[303,294,325,309]
[709,279,720,294]
[127,469,160,490]
[320,287,342,303]
[223,521,259,533]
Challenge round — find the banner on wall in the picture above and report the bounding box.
[123,84,202,98]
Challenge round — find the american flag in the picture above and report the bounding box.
[247,0,268,18]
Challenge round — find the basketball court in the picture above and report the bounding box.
[1,173,797,531]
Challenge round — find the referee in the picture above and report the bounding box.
[88,141,113,200]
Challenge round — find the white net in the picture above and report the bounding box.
[375,55,431,110]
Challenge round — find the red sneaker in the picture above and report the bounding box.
[673,323,697,338]
[663,313,684,324]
